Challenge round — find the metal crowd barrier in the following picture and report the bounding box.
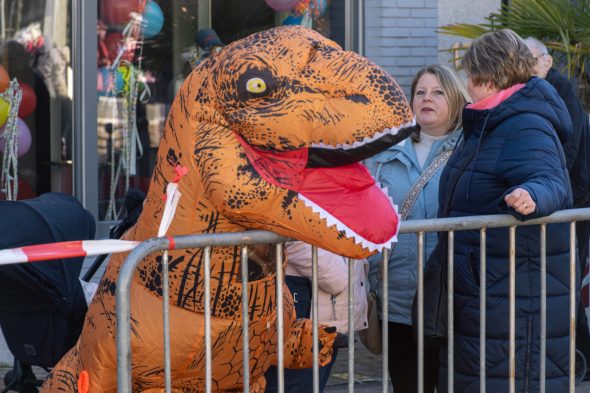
[115,207,590,393]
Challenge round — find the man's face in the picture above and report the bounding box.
[529,47,553,79]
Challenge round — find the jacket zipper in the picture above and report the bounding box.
[524,316,533,392]
[331,295,337,321]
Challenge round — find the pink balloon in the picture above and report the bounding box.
[265,0,301,11]
[0,118,32,157]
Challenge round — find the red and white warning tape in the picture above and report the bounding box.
[0,164,187,267]
[0,239,139,266]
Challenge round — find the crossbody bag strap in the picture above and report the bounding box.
[399,150,453,220]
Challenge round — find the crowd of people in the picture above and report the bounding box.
[273,29,590,393]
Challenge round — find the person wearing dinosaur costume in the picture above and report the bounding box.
[41,25,414,392]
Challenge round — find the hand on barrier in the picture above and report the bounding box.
[505,187,536,216]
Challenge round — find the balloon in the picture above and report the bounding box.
[0,118,32,157]
[265,0,301,11]
[18,82,37,118]
[0,65,9,93]
[98,67,110,94]
[97,67,105,92]
[141,1,164,39]
[100,0,139,26]
[0,98,9,127]
[97,66,127,94]
[115,66,127,92]
[282,15,304,25]
[311,0,328,16]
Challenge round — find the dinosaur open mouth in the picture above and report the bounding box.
[236,129,405,251]
[306,124,417,168]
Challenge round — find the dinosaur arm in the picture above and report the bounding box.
[280,319,337,369]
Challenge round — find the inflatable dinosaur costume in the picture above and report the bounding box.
[41,26,412,392]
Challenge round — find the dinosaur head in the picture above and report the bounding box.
[180,26,413,257]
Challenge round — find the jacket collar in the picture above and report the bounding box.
[373,128,462,164]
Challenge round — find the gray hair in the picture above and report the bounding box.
[523,37,548,55]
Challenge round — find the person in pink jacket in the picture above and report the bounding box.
[265,241,368,392]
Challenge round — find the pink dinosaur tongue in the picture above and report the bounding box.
[236,135,399,250]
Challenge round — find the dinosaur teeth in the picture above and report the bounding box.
[298,193,398,253]
[310,121,414,151]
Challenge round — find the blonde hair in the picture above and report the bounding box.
[462,29,534,90]
[410,64,469,135]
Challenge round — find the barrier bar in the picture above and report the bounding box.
[569,222,576,392]
[116,232,290,393]
[241,246,250,392]
[348,258,355,392]
[276,243,285,393]
[162,250,171,393]
[312,246,319,393]
[480,229,486,393]
[509,227,516,393]
[381,248,389,393]
[417,231,424,393]
[204,246,212,393]
[540,224,547,393]
[448,230,454,393]
[399,208,590,234]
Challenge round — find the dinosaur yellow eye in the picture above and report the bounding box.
[246,78,267,94]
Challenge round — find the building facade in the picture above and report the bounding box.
[0,0,497,364]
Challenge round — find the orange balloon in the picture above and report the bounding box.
[18,82,37,118]
[0,65,9,92]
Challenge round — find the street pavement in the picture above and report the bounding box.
[3,338,590,392]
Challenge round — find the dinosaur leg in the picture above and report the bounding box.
[40,313,118,393]
[41,261,120,393]
[40,344,84,393]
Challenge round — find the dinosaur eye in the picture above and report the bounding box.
[246,78,267,94]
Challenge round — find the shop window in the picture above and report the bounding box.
[97,0,346,220]
[0,0,72,201]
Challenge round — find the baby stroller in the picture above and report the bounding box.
[0,193,95,393]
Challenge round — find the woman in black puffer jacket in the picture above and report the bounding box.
[435,29,576,392]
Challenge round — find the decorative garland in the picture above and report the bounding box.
[0,79,22,200]
[104,0,149,220]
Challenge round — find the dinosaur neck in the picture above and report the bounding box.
[131,121,245,240]
[125,120,277,315]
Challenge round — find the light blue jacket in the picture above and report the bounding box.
[365,129,461,325]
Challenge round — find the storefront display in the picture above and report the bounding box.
[96,0,348,221]
[0,0,356,222]
[0,0,73,201]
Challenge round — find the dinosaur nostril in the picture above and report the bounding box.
[344,94,370,104]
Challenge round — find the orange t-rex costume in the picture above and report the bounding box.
[41,26,412,392]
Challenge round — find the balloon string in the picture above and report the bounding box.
[104,2,147,220]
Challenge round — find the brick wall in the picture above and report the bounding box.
[364,0,500,96]
[365,0,439,96]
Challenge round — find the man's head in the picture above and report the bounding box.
[524,37,553,79]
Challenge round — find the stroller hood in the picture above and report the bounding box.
[0,192,96,315]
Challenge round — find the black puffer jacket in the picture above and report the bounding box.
[437,77,576,393]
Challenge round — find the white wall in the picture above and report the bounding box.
[364,0,501,95]
[438,0,501,67]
